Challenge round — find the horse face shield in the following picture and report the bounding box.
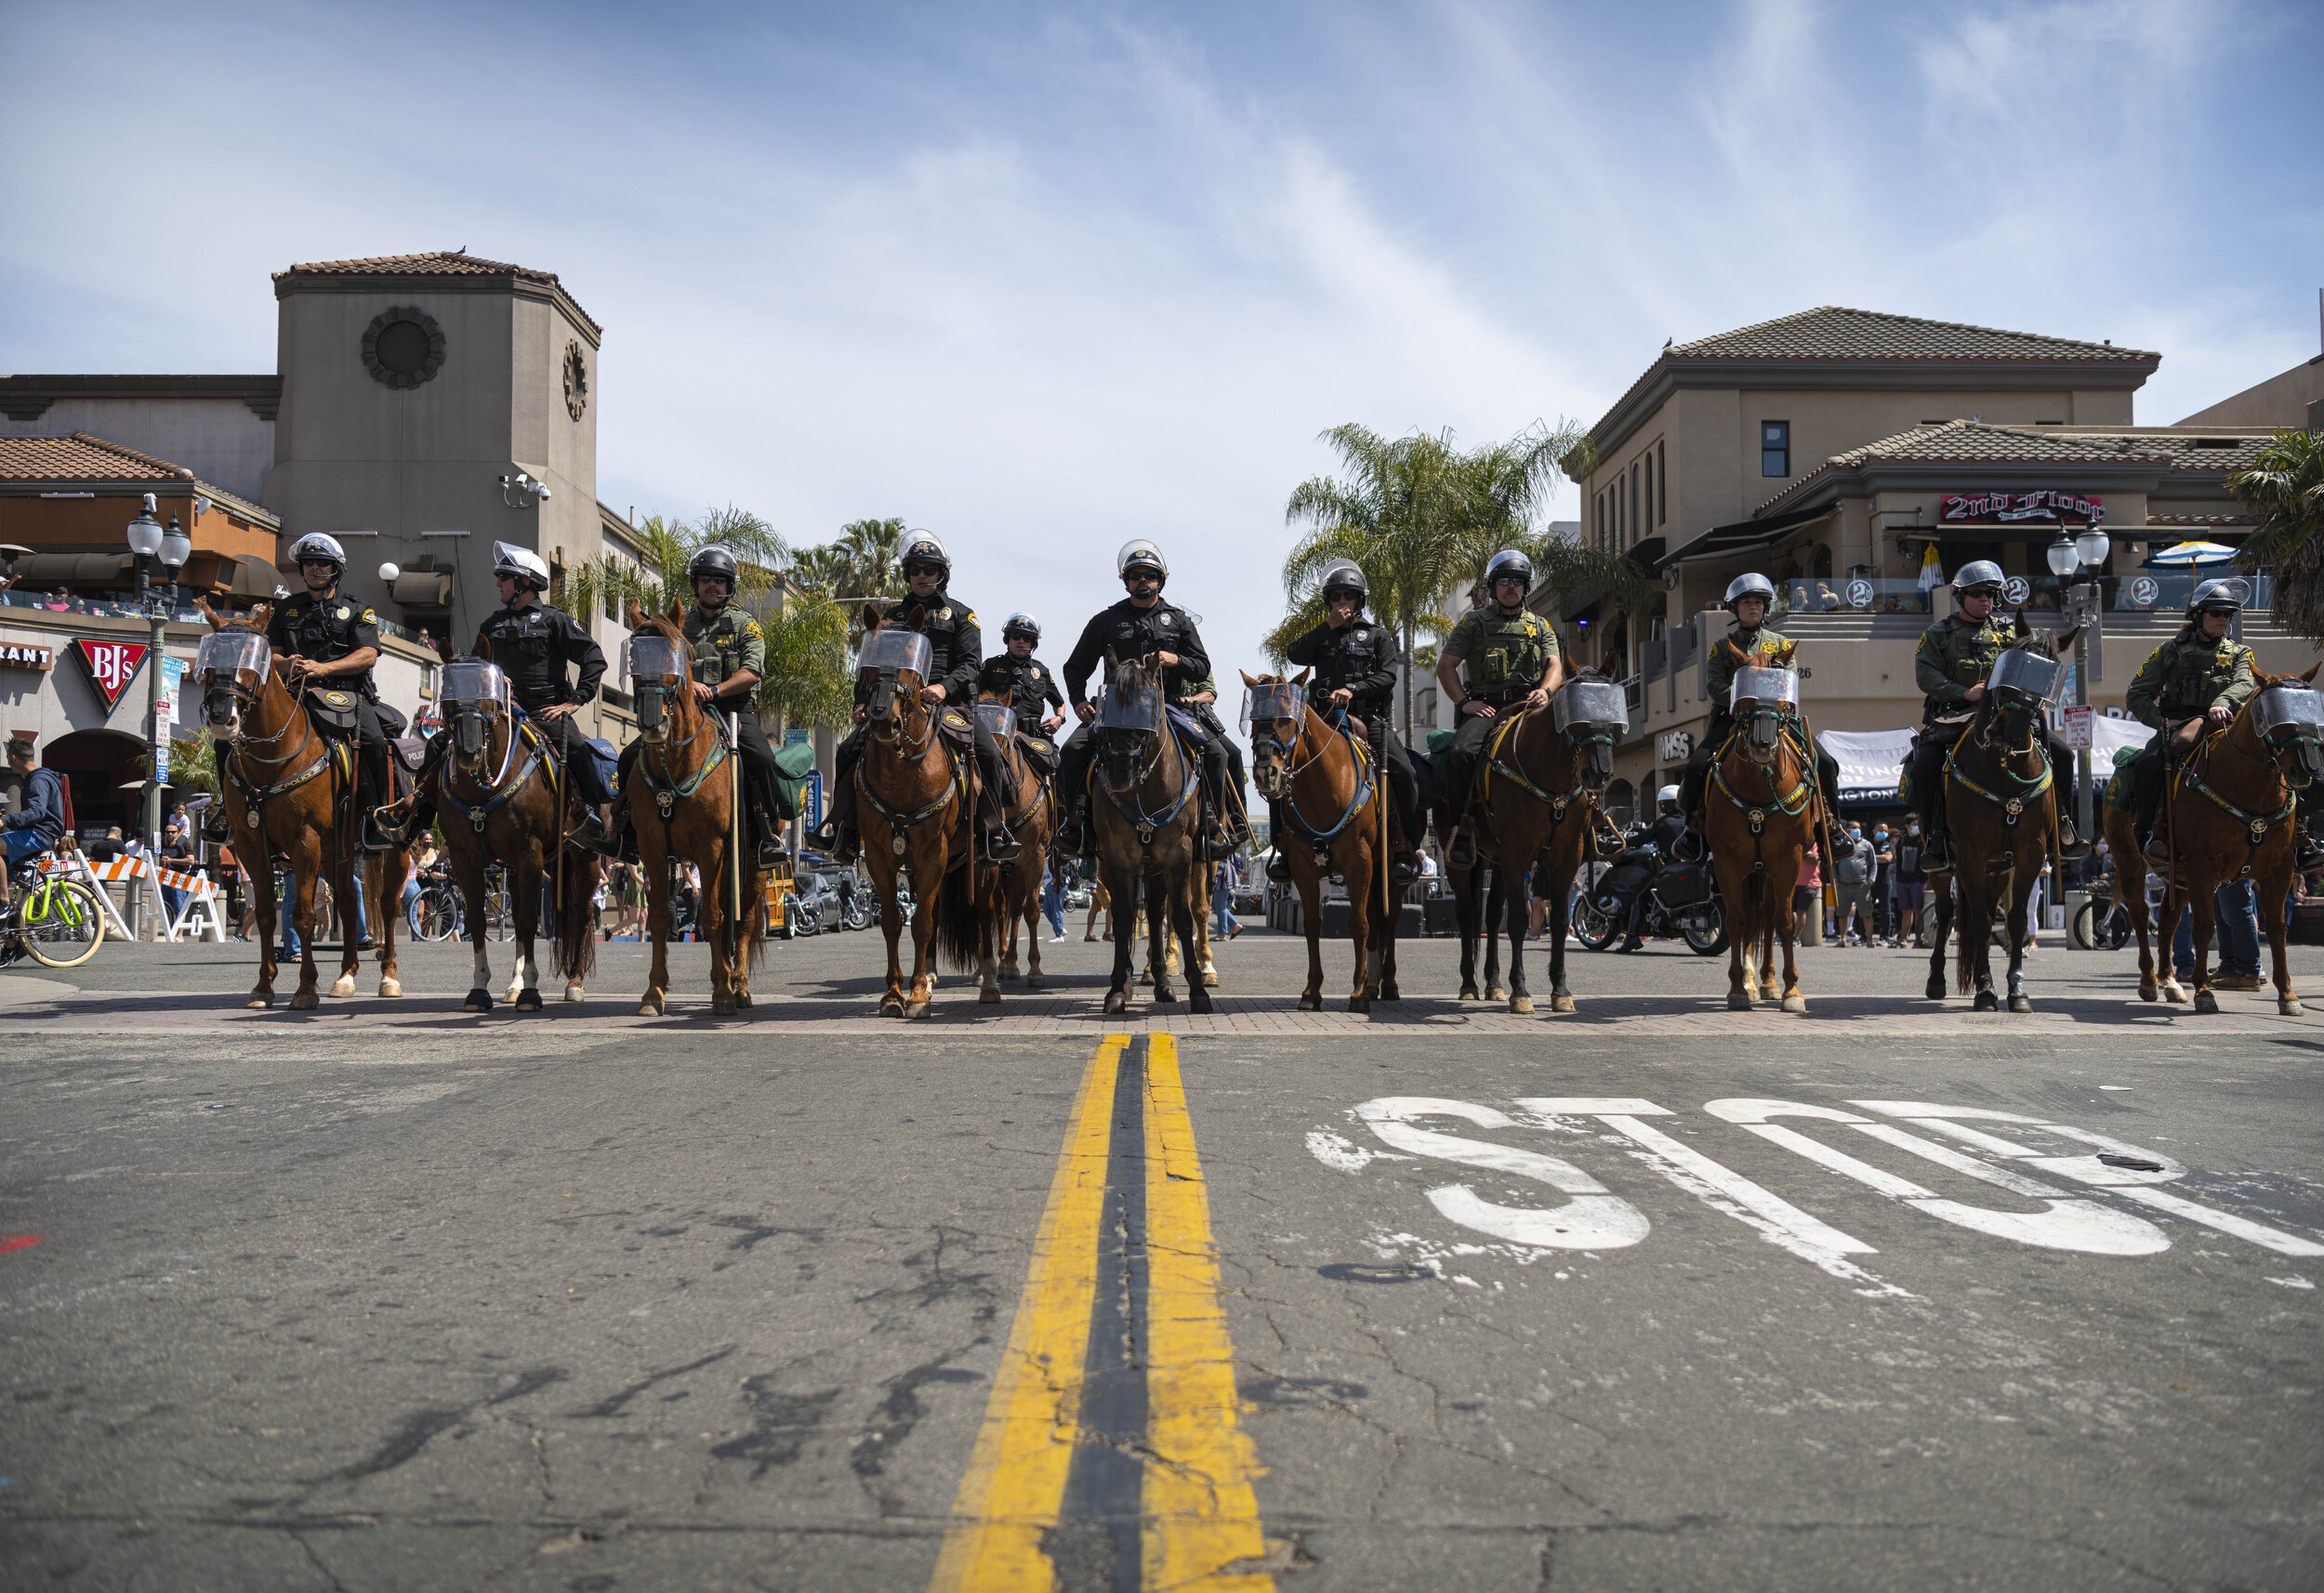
[1727,667,1799,761]
[622,636,689,742]
[1243,682,1303,797]
[2255,686,2324,786]
[440,660,510,763]
[193,631,271,730]
[1985,651,2061,743]
[855,630,934,733]
[1552,681,1627,789]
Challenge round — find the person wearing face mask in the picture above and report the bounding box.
[1830,822,1874,945]
[1868,822,1895,945]
[1893,815,1928,946]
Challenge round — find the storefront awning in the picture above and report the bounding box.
[18,552,131,583]
[1657,505,1835,572]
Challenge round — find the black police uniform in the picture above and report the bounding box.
[1057,597,1237,844]
[977,652,1065,736]
[826,591,1009,840]
[1283,615,1422,849]
[472,599,611,806]
[267,587,390,817]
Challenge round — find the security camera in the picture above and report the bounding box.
[535,483,551,500]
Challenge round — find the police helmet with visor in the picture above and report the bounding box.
[2188,576,2247,618]
[1320,560,1368,603]
[492,542,552,593]
[898,532,951,580]
[1723,573,1776,612]
[288,533,347,577]
[1484,549,1533,593]
[1116,539,1169,584]
[1001,612,1040,644]
[1952,560,2006,595]
[688,545,740,596]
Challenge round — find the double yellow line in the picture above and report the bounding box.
[929,1033,1273,1592]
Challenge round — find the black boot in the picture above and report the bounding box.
[1446,823,1477,870]
[755,806,789,871]
[2055,813,2090,862]
[1266,849,1292,883]
[1675,811,1706,862]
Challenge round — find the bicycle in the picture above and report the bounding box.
[409,878,465,941]
[2072,895,2134,952]
[1,858,107,968]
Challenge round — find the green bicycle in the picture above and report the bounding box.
[2,861,107,969]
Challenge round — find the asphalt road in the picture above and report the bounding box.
[3,922,2321,1591]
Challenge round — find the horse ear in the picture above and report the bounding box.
[248,600,271,633]
[197,596,222,630]
[2304,664,2322,684]
[1292,667,1312,687]
[2053,623,2082,654]
[475,633,493,665]
[1237,668,1260,687]
[666,598,687,627]
[860,602,882,633]
[2014,611,2031,638]
[626,600,648,630]
[908,604,930,632]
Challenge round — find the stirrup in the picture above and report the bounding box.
[1390,850,1420,885]
[2142,831,2172,864]
[1266,850,1292,883]
[359,810,401,854]
[1588,824,1625,862]
[982,827,1022,863]
[1446,825,1477,870]
[2054,817,2090,862]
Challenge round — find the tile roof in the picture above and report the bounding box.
[0,432,273,521]
[1756,422,2274,515]
[273,250,600,333]
[1670,306,2158,365]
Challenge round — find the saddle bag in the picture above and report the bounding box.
[1654,857,1710,907]
[304,687,361,734]
[1165,704,1209,747]
[936,707,977,748]
[1017,731,1060,779]
[581,736,622,803]
[771,738,817,821]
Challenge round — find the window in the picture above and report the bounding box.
[1657,442,1667,524]
[1761,421,1790,479]
[1642,455,1654,530]
[1632,462,1644,541]
[1596,491,1605,548]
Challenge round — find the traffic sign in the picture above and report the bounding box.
[2063,704,2093,750]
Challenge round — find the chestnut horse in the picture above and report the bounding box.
[856,605,985,1016]
[2099,802,2165,1002]
[1244,670,1400,1012]
[430,658,601,1012]
[1924,616,2078,1013]
[1703,643,1829,1013]
[1452,679,1622,1014]
[981,702,1056,992]
[195,602,406,1009]
[1089,656,1210,1015]
[2154,664,2323,1016]
[622,604,766,1016]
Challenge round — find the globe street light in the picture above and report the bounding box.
[2047,529,2110,874]
[125,493,191,890]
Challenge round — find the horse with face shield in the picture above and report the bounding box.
[1705,655,1829,1013]
[1089,654,1210,1015]
[194,607,409,1007]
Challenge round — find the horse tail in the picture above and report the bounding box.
[1954,877,1977,994]
[743,863,770,974]
[554,849,600,984]
[933,854,983,974]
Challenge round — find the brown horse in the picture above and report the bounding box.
[430,657,601,1011]
[195,602,406,1009]
[1430,789,1513,1002]
[1924,615,2079,1012]
[1451,678,1623,1014]
[2099,801,2165,1001]
[1089,655,1211,1015]
[855,605,985,1016]
[2154,664,2324,1016]
[1244,670,1400,1012]
[980,701,1056,992]
[622,604,766,1016]
[1704,646,1828,1013]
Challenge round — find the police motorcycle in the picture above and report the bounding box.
[1571,785,1727,954]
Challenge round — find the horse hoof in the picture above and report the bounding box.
[638,994,666,1017]
[2163,981,2188,1004]
[2007,994,2032,1014]
[2281,998,2304,1017]
[1103,992,1128,1015]
[377,978,403,999]
[1349,996,1369,1015]
[1510,994,1534,1015]
[328,975,356,998]
[2194,990,2219,1015]
[999,968,1021,981]
[1154,992,1180,1006]
[712,997,737,1018]
[1138,972,1154,986]
[1190,990,1213,1015]
[1552,994,1576,1014]
[1759,983,1780,1004]
[1298,994,1323,1012]
[879,997,905,1018]
[980,987,1002,1005]
[905,1001,934,1020]
[1486,986,1507,1002]
[289,992,320,1012]
[1973,991,1999,1013]
[1380,985,1400,1001]
[2139,983,2159,1002]
[245,993,273,1010]
[733,993,751,1009]
[1728,992,1753,1011]
[1025,974,1047,990]
[515,989,545,1012]
[565,984,586,1004]
[1458,987,1479,1002]
[1924,978,1947,1003]
[1200,969,1220,987]
[1782,994,1807,1014]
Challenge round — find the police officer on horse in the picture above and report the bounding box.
[813,531,1019,864]
[1433,548,1563,869]
[977,614,1066,738]
[269,533,397,852]
[1278,559,1420,883]
[1054,539,1251,860]
[2124,578,2320,869]
[1906,560,2087,867]
[376,542,614,849]
[1674,573,1840,858]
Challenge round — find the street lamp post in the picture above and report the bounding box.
[2046,527,2114,868]
[125,494,191,872]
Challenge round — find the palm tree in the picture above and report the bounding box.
[2230,428,2324,642]
[1278,422,1637,733]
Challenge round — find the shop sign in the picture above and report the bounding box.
[1656,731,1694,762]
[1939,490,2104,525]
[72,638,149,711]
[0,643,54,672]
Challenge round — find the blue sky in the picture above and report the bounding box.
[4,0,2320,685]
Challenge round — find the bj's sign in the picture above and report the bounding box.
[1939,490,2104,526]
[72,638,149,711]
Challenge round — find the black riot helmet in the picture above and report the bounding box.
[688,545,740,604]
[1002,612,1040,644]
[1320,559,1368,606]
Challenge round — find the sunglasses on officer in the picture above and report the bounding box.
[1123,571,1161,588]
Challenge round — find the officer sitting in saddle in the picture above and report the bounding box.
[1673,573,1844,860]
[1432,548,1572,870]
[1274,559,1421,885]
[978,614,1067,737]
[257,533,398,852]
[812,532,1019,864]
[1053,539,1253,862]
[2124,578,2323,870]
[1903,560,2088,868]
[1173,674,1248,835]
[376,543,616,850]
[592,546,789,869]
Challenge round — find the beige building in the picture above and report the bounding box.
[1558,306,2321,820]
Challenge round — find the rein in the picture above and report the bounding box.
[858,690,962,855]
[438,716,555,836]
[1094,713,1198,848]
[218,668,339,832]
[1946,710,2053,830]
[2176,715,2298,878]
[1266,707,1374,845]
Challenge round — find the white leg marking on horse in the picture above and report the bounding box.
[1355,1097,1649,1250]
[472,941,493,990]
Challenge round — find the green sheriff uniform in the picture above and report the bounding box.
[1438,604,1558,813]
[1907,612,2080,851]
[605,604,785,860]
[1678,621,1839,827]
[2124,626,2256,849]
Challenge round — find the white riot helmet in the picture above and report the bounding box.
[898,531,951,580]
[492,541,552,594]
[1723,573,1776,612]
[1116,539,1169,583]
[287,533,347,576]
[1656,784,1680,810]
[1952,560,2006,595]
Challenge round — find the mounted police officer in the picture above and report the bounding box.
[1431,548,1563,869]
[1279,559,1420,883]
[376,543,614,849]
[977,613,1066,737]
[2123,578,2317,868]
[1673,573,1843,859]
[270,533,396,852]
[1054,539,1251,860]
[1907,560,2086,867]
[812,531,1018,864]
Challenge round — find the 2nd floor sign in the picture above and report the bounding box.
[72,639,150,711]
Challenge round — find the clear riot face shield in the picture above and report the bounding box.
[2254,684,2324,785]
[1730,666,1801,754]
[439,659,513,760]
[854,628,935,726]
[622,635,691,733]
[1241,681,1304,731]
[1552,680,1627,786]
[1097,679,1162,732]
[193,630,272,727]
[1985,650,2063,705]
[974,702,1015,742]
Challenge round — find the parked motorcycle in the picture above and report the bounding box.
[1571,845,1727,954]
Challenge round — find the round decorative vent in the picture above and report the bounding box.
[363,307,445,389]
[562,340,588,420]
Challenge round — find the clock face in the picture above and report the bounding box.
[563,340,588,420]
